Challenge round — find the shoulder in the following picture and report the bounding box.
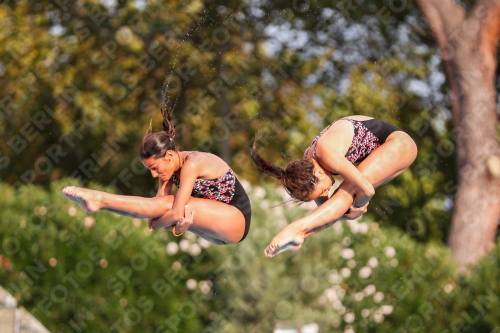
[183,151,215,164]
[181,152,204,172]
[328,118,355,133]
[182,151,222,171]
[316,119,354,154]
[181,151,230,179]
[313,144,341,173]
[315,141,342,161]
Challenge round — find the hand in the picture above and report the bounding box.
[157,179,167,197]
[354,188,373,208]
[344,201,369,220]
[148,215,173,231]
[174,205,195,234]
[148,216,160,231]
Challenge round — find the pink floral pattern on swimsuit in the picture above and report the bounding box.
[304,118,381,164]
[170,169,236,204]
[304,123,334,159]
[343,119,381,163]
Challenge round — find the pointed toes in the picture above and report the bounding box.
[62,186,76,196]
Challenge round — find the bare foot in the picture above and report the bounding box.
[62,186,104,213]
[264,227,305,258]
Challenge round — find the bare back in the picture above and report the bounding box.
[305,115,375,159]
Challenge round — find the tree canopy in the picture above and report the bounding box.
[0,0,475,243]
[1,0,500,331]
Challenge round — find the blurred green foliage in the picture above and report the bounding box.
[1,0,499,332]
[0,0,461,243]
[1,180,500,332]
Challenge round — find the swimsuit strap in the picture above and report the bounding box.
[183,151,197,162]
[304,117,381,175]
[306,118,364,158]
[304,121,337,159]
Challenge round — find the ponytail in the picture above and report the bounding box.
[250,135,287,180]
[161,104,176,139]
[140,105,177,160]
[250,135,318,202]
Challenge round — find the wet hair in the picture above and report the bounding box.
[250,136,318,202]
[140,105,177,160]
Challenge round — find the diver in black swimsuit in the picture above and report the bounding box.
[62,108,251,245]
[251,115,417,257]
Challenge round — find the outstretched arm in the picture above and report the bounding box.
[314,195,329,207]
[300,181,357,235]
[264,181,357,257]
[264,181,359,257]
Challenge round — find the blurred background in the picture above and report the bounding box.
[0,0,499,332]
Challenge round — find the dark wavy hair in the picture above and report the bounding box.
[250,135,318,202]
[140,105,177,159]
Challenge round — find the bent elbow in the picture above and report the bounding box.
[364,185,375,198]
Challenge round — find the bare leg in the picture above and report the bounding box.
[159,224,225,245]
[62,186,172,218]
[187,228,227,245]
[62,187,246,244]
[150,196,246,244]
[265,131,418,257]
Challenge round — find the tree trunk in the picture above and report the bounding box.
[415,0,500,267]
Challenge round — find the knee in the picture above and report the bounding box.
[407,138,418,162]
[160,195,175,210]
[399,134,418,162]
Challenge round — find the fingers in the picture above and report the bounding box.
[176,205,194,233]
[183,205,194,225]
[149,217,160,231]
[345,201,369,219]
[352,201,369,210]
[149,205,195,234]
[184,204,194,219]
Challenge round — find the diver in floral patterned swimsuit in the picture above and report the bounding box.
[251,115,417,257]
[62,109,251,245]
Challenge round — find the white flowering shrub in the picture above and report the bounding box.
[0,180,222,332]
[1,180,499,333]
[211,183,500,333]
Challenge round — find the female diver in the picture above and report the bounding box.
[63,109,251,245]
[251,115,417,257]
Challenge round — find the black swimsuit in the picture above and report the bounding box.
[305,118,402,212]
[170,153,251,242]
[304,118,402,169]
[361,119,402,144]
